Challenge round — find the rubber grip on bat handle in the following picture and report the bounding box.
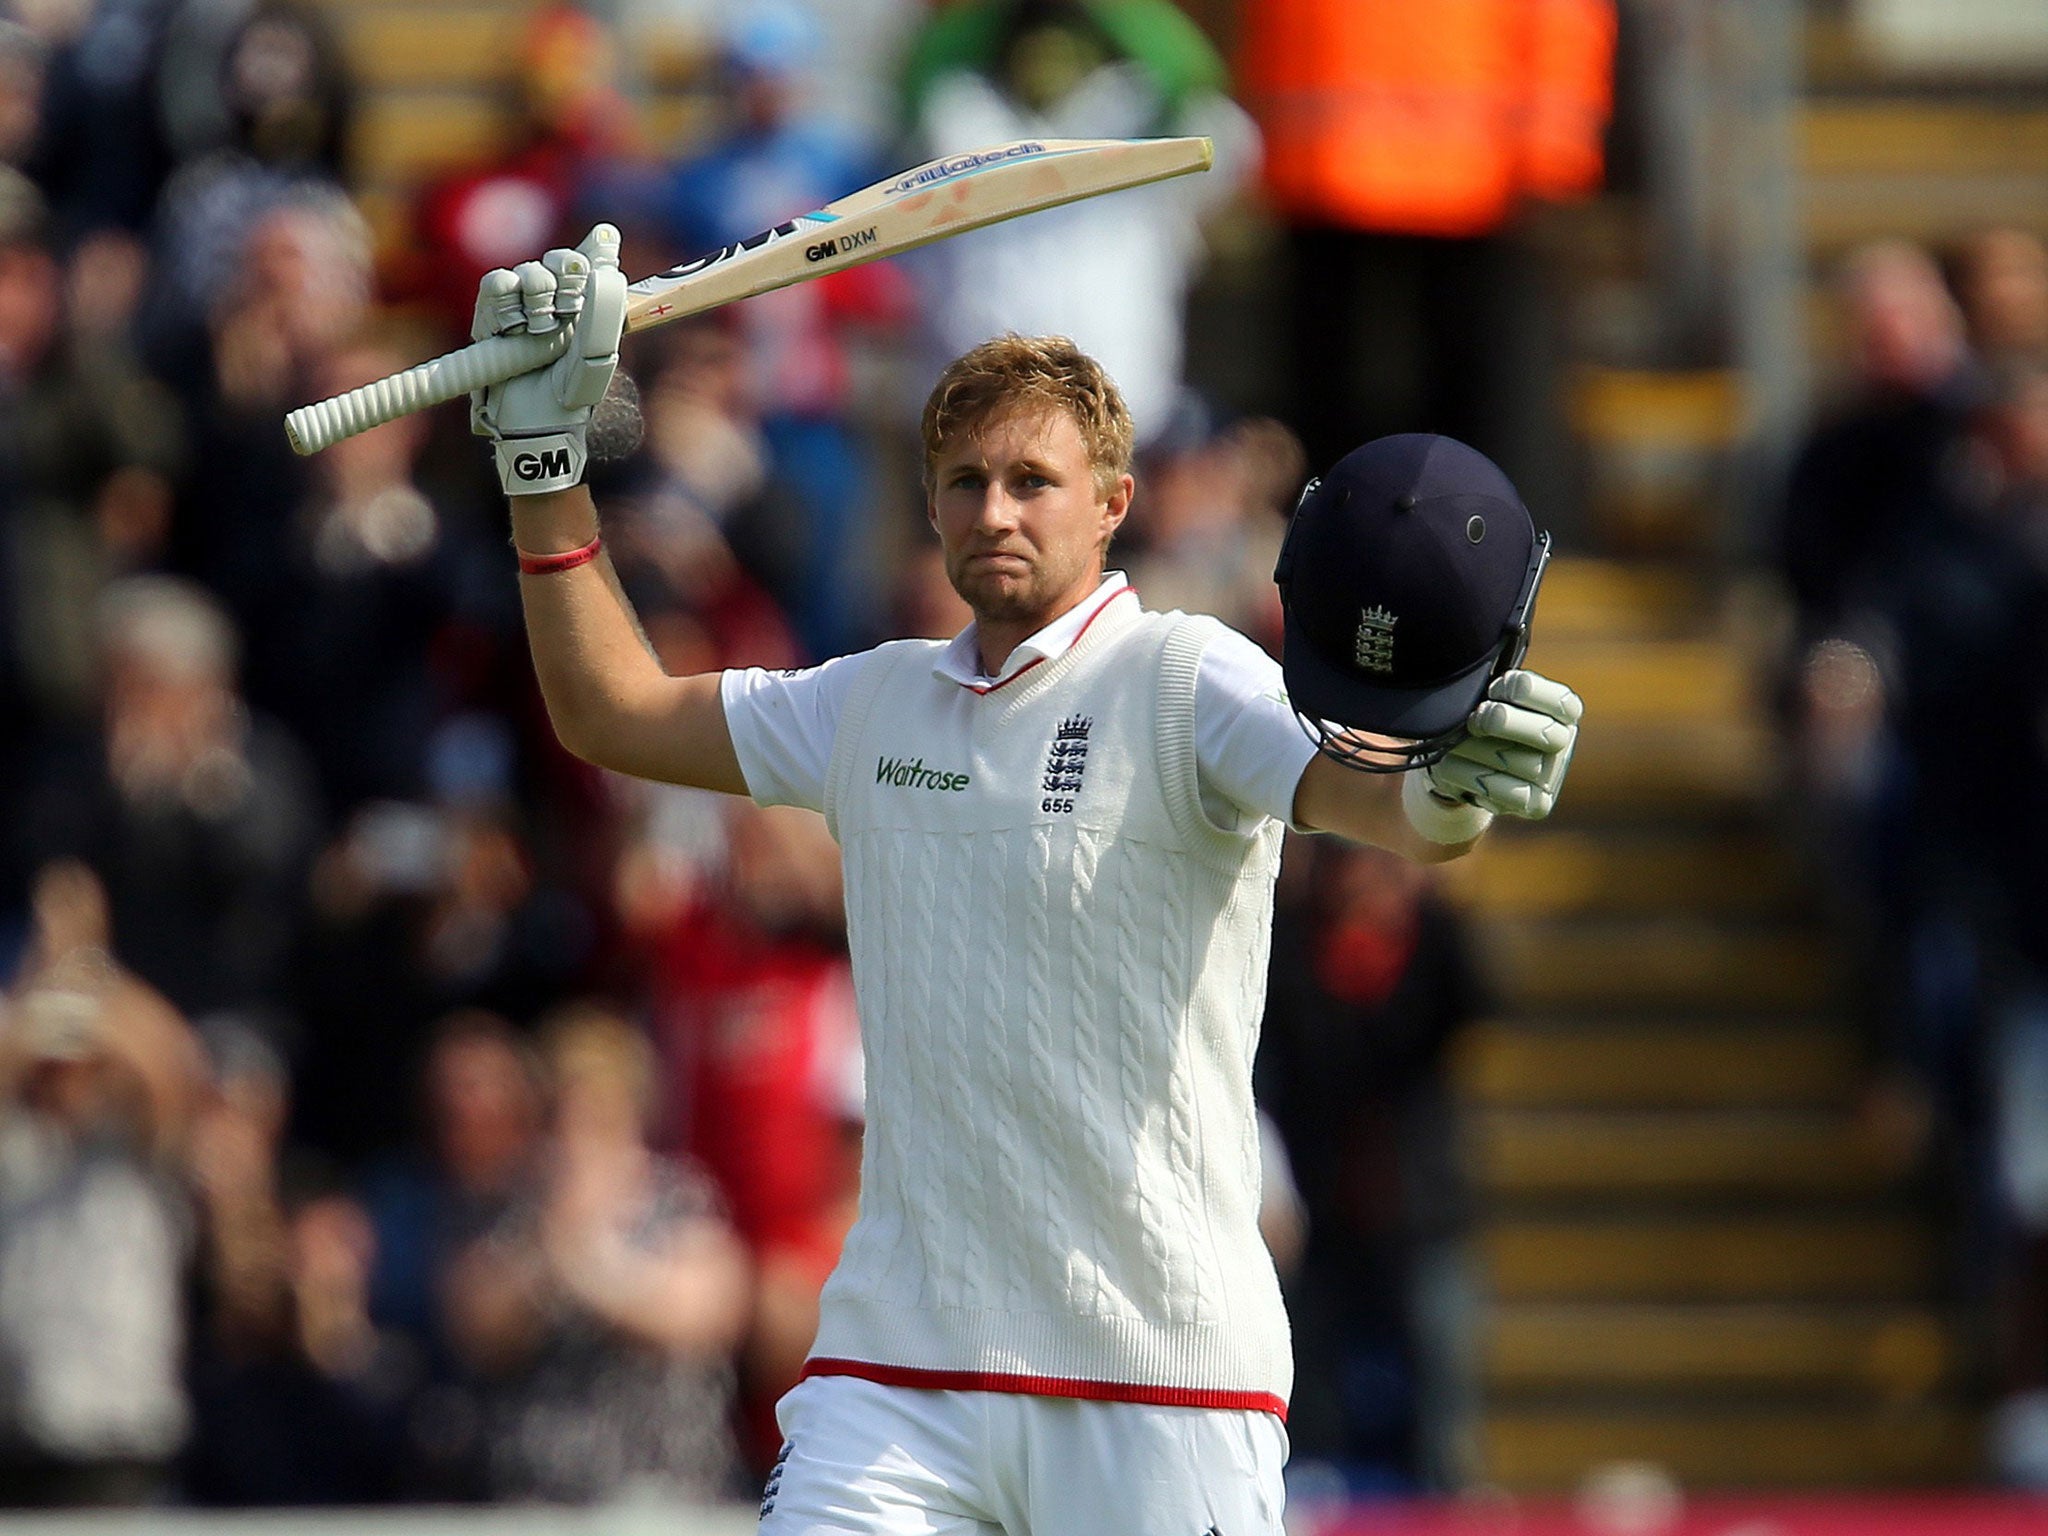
[283,328,572,455]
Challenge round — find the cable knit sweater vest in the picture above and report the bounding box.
[811,596,1292,1414]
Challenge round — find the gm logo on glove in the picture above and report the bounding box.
[515,446,573,481]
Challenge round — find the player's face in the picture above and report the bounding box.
[928,407,1131,635]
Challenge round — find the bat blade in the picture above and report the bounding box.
[621,136,1211,332]
[284,136,1212,456]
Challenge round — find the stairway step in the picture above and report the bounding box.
[1800,102,2048,253]
[1477,1405,1980,1489]
[352,89,710,190]
[1471,1110,1917,1201]
[333,5,536,90]
[355,91,503,183]
[1483,1216,1938,1303]
[1535,558,1720,641]
[1455,1020,1862,1109]
[1803,101,2048,178]
[1521,638,1752,724]
[1484,1304,1959,1397]
[1806,172,2048,255]
[1567,368,1746,452]
[1483,920,1838,1014]
[1543,718,1777,818]
[1440,829,1804,919]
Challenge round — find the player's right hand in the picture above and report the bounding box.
[470,223,627,497]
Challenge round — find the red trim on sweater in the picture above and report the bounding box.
[960,585,1139,695]
[798,1358,1288,1420]
[962,657,1044,696]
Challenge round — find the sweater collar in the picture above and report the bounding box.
[932,572,1137,696]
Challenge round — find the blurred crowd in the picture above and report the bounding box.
[1774,227,2048,1484]
[0,0,1611,1509]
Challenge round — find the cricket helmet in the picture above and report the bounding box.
[1274,433,1551,772]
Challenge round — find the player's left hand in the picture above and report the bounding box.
[1424,668,1582,820]
[470,223,627,496]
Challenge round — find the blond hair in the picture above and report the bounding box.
[920,335,1134,498]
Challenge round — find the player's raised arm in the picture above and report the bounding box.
[1275,435,1582,860]
[477,227,747,796]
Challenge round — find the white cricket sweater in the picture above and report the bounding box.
[807,594,1293,1415]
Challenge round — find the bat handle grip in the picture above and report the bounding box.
[283,329,572,455]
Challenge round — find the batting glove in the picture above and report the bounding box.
[1424,668,1582,821]
[470,223,627,496]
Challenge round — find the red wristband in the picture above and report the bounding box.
[516,532,602,576]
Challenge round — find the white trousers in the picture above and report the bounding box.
[758,1375,1289,1536]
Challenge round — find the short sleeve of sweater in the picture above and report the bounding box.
[721,651,876,812]
[1194,627,1318,831]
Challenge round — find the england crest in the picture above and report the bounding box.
[1354,606,1397,674]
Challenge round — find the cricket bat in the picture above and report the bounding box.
[284,136,1213,455]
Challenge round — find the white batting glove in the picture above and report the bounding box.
[1423,668,1583,821]
[470,223,627,496]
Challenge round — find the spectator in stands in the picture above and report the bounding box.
[249,337,467,814]
[1237,0,1614,499]
[16,575,319,1027]
[0,170,58,782]
[0,859,205,1506]
[1775,241,1992,1162]
[1123,409,1302,645]
[1782,286,2048,1496]
[290,802,447,1162]
[147,0,354,364]
[171,192,370,658]
[1881,359,2048,933]
[413,797,594,1024]
[153,0,345,174]
[0,172,181,732]
[183,1021,422,1504]
[442,1001,750,1503]
[886,542,972,643]
[1953,227,2048,372]
[1778,240,1982,643]
[654,2,900,656]
[0,173,182,963]
[360,1011,542,1365]
[1259,839,1483,1491]
[898,0,1258,447]
[611,320,811,668]
[1925,362,2048,1489]
[0,22,44,178]
[645,799,860,1474]
[401,1,639,338]
[292,768,597,1167]
[22,0,179,242]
